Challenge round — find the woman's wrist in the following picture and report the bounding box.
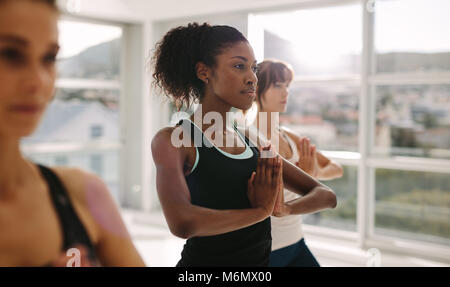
[255,206,272,219]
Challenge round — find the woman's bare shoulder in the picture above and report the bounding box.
[281,126,302,142]
[151,125,192,164]
[50,167,102,205]
[49,167,109,243]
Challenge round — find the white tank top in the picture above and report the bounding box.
[270,128,304,251]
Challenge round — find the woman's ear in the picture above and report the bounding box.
[195,62,210,84]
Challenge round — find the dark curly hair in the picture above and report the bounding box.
[0,0,58,9]
[152,22,248,109]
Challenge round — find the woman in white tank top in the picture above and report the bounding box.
[246,59,344,266]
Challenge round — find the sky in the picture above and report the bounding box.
[58,20,123,59]
[257,0,450,59]
[374,0,450,53]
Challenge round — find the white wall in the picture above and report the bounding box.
[129,0,345,21]
[57,0,149,22]
[57,0,357,22]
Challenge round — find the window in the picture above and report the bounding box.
[374,0,450,74]
[368,0,450,249]
[373,84,450,159]
[282,83,359,152]
[303,165,358,231]
[55,155,68,166]
[90,154,103,176]
[251,3,362,234]
[249,0,450,253]
[21,18,124,205]
[91,125,104,139]
[260,4,362,77]
[57,20,122,80]
[375,169,450,246]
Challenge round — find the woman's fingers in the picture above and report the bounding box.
[298,138,304,156]
[259,155,268,182]
[303,138,310,160]
[266,157,275,185]
[248,171,255,189]
[256,148,263,184]
[310,144,316,158]
[272,156,282,188]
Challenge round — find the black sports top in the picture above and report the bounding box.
[38,164,98,266]
[176,119,272,267]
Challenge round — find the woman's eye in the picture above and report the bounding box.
[0,48,24,63]
[252,66,259,73]
[43,53,57,65]
[234,63,244,69]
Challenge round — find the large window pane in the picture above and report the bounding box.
[374,85,450,159]
[26,151,120,202]
[374,0,450,73]
[261,4,361,77]
[21,89,121,203]
[281,83,359,152]
[57,20,122,80]
[375,169,450,246]
[23,89,119,143]
[303,165,357,231]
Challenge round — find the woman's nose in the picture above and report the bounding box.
[24,64,50,95]
[246,71,257,87]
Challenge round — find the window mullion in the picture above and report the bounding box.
[357,0,374,249]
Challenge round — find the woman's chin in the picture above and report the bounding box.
[236,100,254,111]
[4,124,39,139]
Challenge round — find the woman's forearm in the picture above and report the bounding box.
[285,186,337,215]
[170,205,269,239]
[316,161,344,181]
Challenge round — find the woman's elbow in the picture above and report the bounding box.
[332,162,344,178]
[169,220,195,239]
[325,189,337,209]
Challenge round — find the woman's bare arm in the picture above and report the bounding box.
[283,129,343,181]
[55,168,146,267]
[315,151,344,181]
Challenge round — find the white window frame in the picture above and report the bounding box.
[21,14,154,211]
[248,0,450,262]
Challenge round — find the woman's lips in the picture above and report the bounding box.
[9,104,43,114]
[242,89,256,100]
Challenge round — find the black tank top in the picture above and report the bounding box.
[38,164,98,266]
[176,119,271,267]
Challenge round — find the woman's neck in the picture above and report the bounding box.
[0,137,31,198]
[255,105,280,141]
[191,93,234,133]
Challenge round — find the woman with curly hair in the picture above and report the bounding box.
[151,23,337,266]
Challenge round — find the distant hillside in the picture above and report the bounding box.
[264,30,450,74]
[57,38,121,80]
[376,52,450,73]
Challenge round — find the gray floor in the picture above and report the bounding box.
[124,211,449,267]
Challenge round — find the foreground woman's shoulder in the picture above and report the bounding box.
[50,167,105,203]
